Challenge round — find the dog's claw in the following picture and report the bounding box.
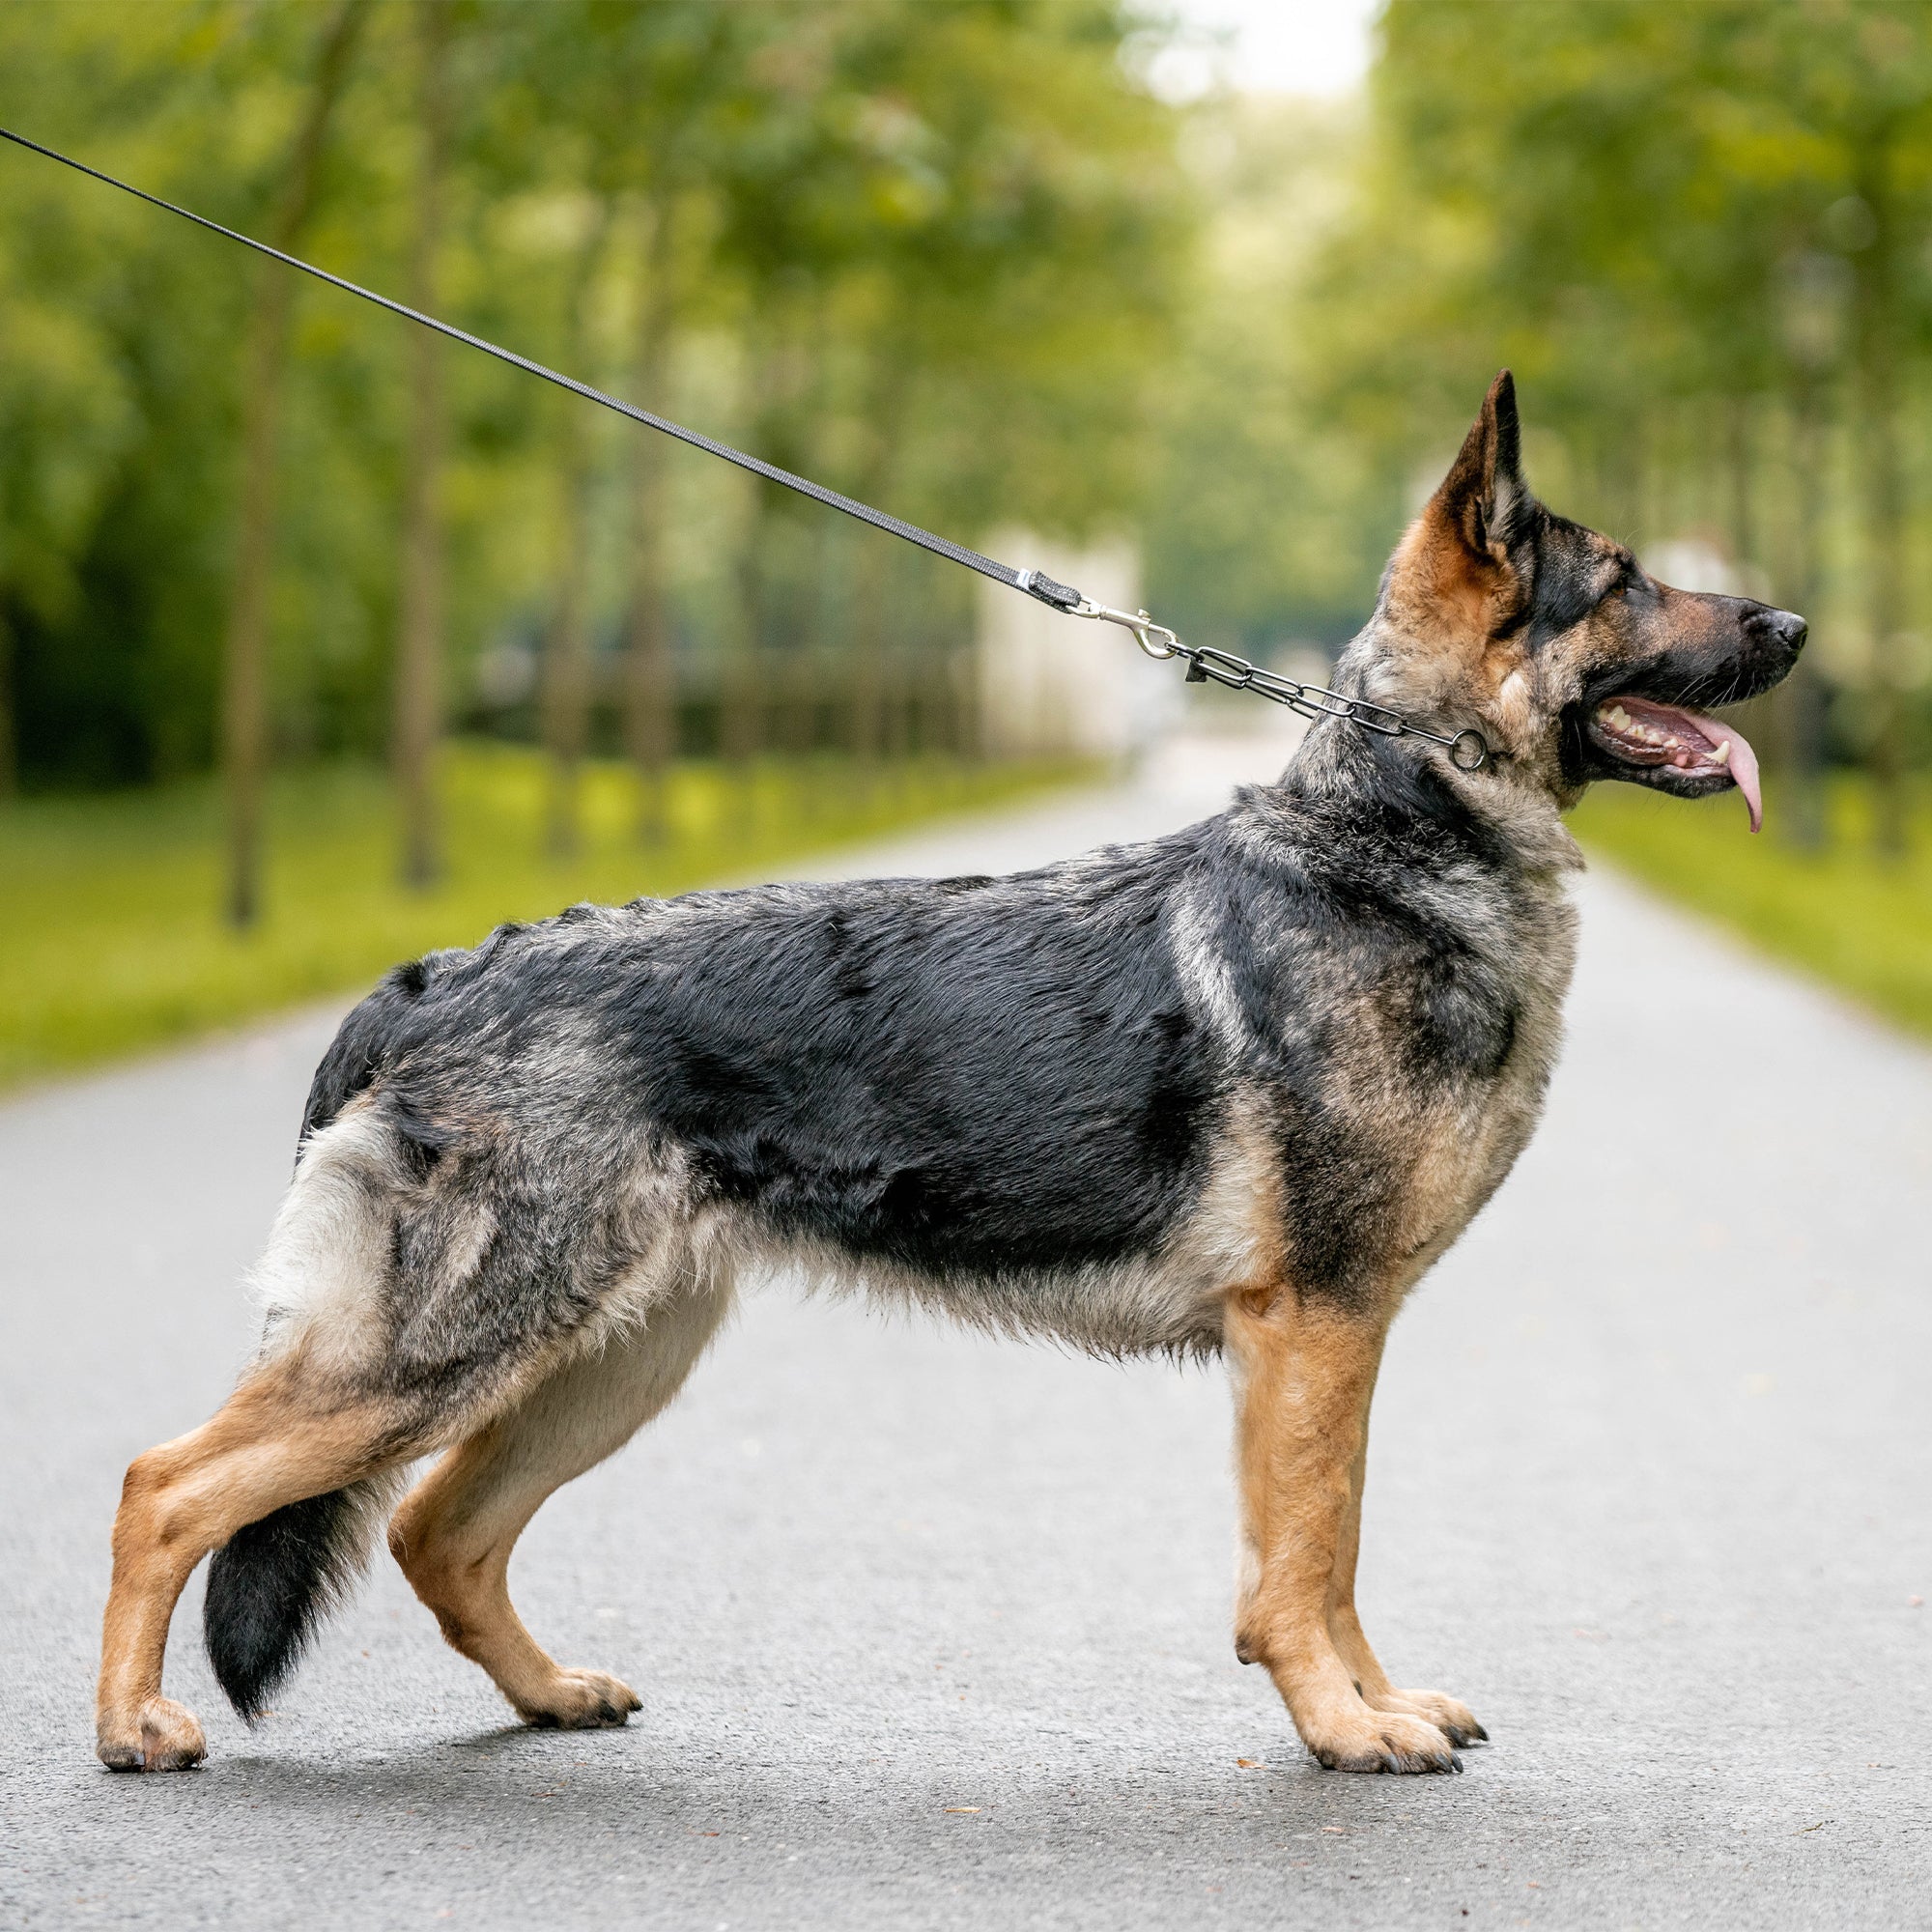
[98,1696,207,1773]
[1306,1708,1462,1775]
[515,1667,641,1731]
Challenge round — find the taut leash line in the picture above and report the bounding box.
[0,125,1490,775]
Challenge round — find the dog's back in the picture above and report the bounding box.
[99,373,1803,1778]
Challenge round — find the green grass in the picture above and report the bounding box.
[0,743,1089,1094]
[1573,776,1932,1037]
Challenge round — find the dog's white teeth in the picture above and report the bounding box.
[1605,703,1633,729]
[1710,740,1732,765]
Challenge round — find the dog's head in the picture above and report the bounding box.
[1359,372,1805,830]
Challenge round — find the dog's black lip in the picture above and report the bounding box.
[1574,656,1748,717]
[1561,650,1775,789]
[1578,705,1735,790]
[1561,687,1748,794]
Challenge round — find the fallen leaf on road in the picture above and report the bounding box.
[944,1806,981,1814]
[1236,1758,1261,1769]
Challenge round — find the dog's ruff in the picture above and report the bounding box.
[95,373,1805,1776]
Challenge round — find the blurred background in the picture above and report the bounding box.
[2,0,1930,1093]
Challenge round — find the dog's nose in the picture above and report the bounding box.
[1753,606,1807,654]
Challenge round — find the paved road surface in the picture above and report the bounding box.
[3,753,1929,1929]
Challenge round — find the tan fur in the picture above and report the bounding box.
[96,1361,405,1771]
[1182,1098,1290,1307]
[1384,514,1501,651]
[93,370,1785,1781]
[1225,1285,1464,1773]
[1326,1428,1482,1741]
[387,1288,728,1726]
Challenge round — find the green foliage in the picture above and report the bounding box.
[0,0,1188,791]
[1151,2,1932,748]
[1575,777,1932,1038]
[1144,99,1406,652]
[0,743,1088,1092]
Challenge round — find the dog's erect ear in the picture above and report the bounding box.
[1429,370,1526,563]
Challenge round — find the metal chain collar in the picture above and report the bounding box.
[1,125,1491,779]
[1018,577,1492,775]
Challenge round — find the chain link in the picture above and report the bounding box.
[1067,603,1492,773]
[0,123,1490,784]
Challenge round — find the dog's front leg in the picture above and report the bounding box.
[1226,1285,1461,1774]
[1327,1430,1487,1749]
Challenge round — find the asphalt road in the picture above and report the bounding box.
[3,755,1929,1930]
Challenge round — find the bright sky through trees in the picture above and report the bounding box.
[1154,0,1378,99]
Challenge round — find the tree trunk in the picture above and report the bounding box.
[623,198,676,844]
[220,0,369,928]
[540,211,611,858]
[1724,393,1756,584]
[1776,378,1831,848]
[393,0,451,891]
[0,606,16,799]
[720,326,810,821]
[722,347,778,817]
[722,505,763,824]
[847,532,888,770]
[845,353,913,792]
[1850,153,1908,860]
[542,418,594,857]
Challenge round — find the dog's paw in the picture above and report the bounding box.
[1301,1706,1462,1775]
[515,1668,641,1731]
[98,1697,207,1773]
[1370,1687,1488,1749]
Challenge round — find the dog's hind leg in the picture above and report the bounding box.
[387,1284,729,1729]
[1325,1427,1487,1749]
[97,1363,414,1772]
[1226,1284,1460,1775]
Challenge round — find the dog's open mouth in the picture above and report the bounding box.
[1586,696,1763,832]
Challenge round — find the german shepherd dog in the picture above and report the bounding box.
[98,374,1804,1776]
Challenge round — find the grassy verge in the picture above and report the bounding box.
[0,744,1090,1094]
[1572,775,1932,1038]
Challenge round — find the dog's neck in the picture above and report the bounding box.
[1276,696,1581,883]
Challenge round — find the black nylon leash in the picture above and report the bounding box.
[0,124,1490,774]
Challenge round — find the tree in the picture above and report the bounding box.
[1282,0,1932,852]
[0,0,1193,842]
[538,200,612,858]
[392,0,453,890]
[221,0,369,927]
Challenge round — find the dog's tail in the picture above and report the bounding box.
[202,1081,420,1721]
[202,965,488,1721]
[204,1472,402,1719]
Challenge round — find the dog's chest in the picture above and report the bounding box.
[1390,875,1577,1268]
[1236,865,1578,1299]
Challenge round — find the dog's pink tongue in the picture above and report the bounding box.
[1686,708,1763,833]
